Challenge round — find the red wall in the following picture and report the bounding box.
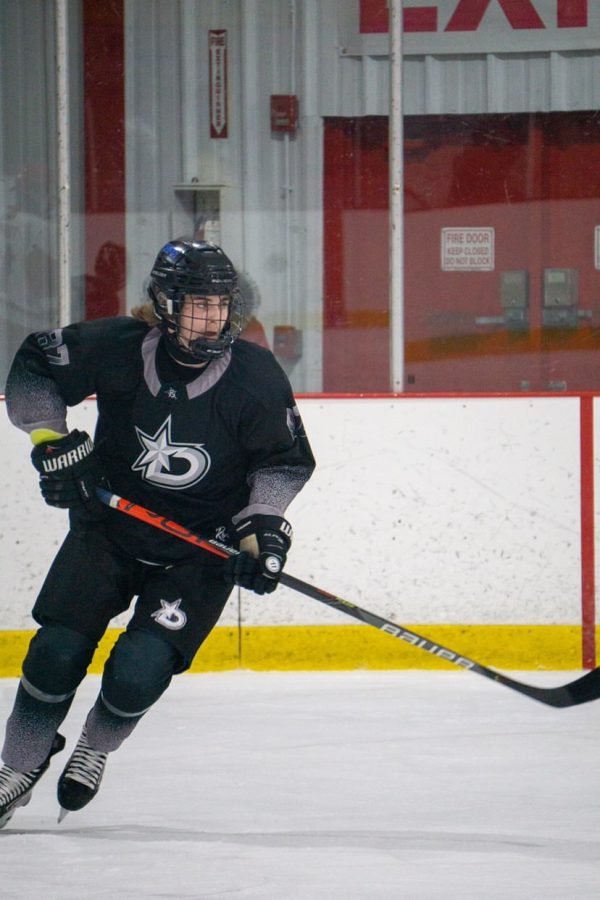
[323,112,600,392]
[323,118,390,391]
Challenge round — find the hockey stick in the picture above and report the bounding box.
[96,487,600,708]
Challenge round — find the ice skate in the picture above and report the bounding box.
[0,733,66,829]
[57,726,108,820]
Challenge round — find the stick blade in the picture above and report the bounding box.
[551,667,600,708]
[496,667,600,708]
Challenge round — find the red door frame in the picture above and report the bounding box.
[83,0,126,319]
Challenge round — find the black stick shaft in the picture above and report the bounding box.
[96,487,600,709]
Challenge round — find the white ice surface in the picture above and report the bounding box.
[1,670,599,900]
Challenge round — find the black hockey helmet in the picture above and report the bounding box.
[147,238,245,362]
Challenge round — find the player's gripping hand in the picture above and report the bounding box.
[224,514,292,595]
[30,429,106,511]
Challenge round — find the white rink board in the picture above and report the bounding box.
[276,397,583,628]
[0,396,589,630]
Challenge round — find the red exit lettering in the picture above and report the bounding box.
[446,0,545,30]
[360,0,588,32]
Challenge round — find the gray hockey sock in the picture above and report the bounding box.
[2,680,74,771]
[84,694,144,753]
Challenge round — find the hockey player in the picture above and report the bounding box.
[0,239,315,827]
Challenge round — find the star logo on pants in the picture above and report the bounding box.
[151,598,187,630]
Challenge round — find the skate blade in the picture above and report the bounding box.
[0,810,15,829]
[57,807,70,824]
[0,791,32,829]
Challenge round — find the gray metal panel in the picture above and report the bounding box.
[326,48,600,116]
[0,0,60,390]
[553,51,600,110]
[125,0,185,310]
[125,0,325,390]
[314,0,600,116]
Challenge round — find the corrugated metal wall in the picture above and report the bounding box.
[0,1,60,386]
[339,51,600,116]
[1,1,599,391]
[124,0,600,392]
[316,2,600,116]
[124,0,325,391]
[0,0,83,390]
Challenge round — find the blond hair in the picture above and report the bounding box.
[131,301,160,327]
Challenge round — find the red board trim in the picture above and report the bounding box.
[580,395,596,667]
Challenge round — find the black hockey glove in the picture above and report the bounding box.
[224,514,293,595]
[31,429,106,511]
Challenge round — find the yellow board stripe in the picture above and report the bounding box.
[0,624,592,677]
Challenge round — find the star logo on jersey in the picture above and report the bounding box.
[132,415,211,489]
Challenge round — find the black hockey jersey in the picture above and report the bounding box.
[6,317,315,563]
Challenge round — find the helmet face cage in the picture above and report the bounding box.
[148,239,246,362]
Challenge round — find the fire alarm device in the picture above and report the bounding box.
[270,95,298,133]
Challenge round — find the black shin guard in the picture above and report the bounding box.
[86,630,180,753]
[22,623,97,696]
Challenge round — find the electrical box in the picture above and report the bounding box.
[270,95,298,133]
[192,190,221,244]
[500,270,528,308]
[500,270,528,331]
[172,185,222,246]
[543,268,579,328]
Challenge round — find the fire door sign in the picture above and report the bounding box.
[441,227,495,271]
[595,227,600,270]
[209,30,228,139]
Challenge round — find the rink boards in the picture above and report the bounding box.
[0,394,598,674]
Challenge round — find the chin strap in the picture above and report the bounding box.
[161,329,222,365]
